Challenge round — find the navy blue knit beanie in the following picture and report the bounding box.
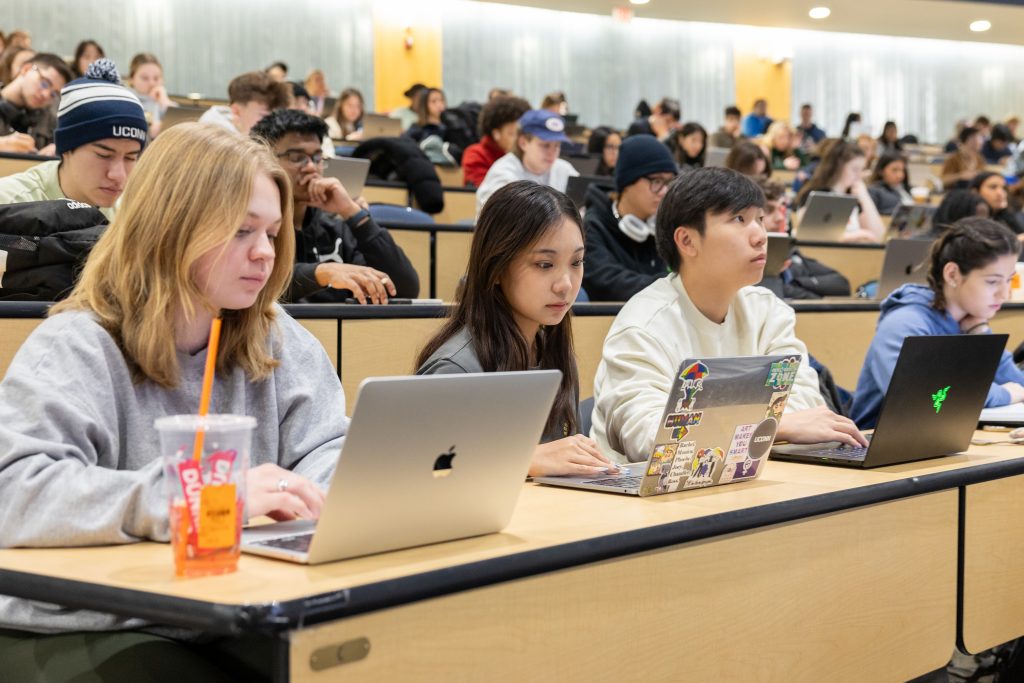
[55,59,148,156]
[615,134,677,192]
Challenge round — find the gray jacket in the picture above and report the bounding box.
[0,307,348,633]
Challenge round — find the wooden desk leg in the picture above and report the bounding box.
[962,475,1024,654]
[288,491,957,682]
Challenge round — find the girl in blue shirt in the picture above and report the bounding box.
[851,217,1024,429]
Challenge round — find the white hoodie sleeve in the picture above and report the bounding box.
[758,297,825,412]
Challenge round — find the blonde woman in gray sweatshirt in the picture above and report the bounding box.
[0,123,348,678]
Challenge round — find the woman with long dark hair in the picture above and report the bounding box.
[417,181,615,477]
[587,126,621,177]
[667,122,707,169]
[796,140,885,242]
[867,151,912,215]
[969,171,1024,239]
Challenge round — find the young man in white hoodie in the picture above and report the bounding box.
[591,167,867,464]
[198,70,290,136]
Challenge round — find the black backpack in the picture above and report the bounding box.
[0,199,108,301]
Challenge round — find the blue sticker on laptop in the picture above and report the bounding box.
[765,357,799,390]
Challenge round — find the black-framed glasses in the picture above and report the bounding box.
[277,150,324,167]
[645,176,674,193]
[32,65,53,93]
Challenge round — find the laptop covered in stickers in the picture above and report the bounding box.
[534,355,800,496]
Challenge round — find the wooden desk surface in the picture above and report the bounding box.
[0,437,1020,637]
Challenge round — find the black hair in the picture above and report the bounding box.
[478,95,531,138]
[655,168,766,272]
[249,108,328,145]
[71,40,104,78]
[289,81,310,101]
[587,126,620,176]
[656,97,681,122]
[841,112,861,139]
[724,105,741,118]
[267,61,288,73]
[931,190,989,239]
[28,53,74,86]
[725,141,772,179]
[669,122,707,167]
[969,171,1001,193]
[991,123,1013,144]
[927,217,1019,311]
[958,126,980,145]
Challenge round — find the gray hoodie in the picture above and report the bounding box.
[0,308,348,633]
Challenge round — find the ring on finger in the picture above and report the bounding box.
[277,478,289,492]
[380,276,390,285]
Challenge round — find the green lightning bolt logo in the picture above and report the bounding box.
[932,386,951,414]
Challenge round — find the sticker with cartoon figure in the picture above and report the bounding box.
[726,423,757,463]
[765,357,800,391]
[683,446,724,489]
[674,361,710,412]
[647,443,678,476]
[661,440,696,492]
[766,391,789,421]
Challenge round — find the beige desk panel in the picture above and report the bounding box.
[297,320,338,376]
[363,186,409,206]
[387,230,431,297]
[963,473,1024,654]
[571,315,614,400]
[435,231,473,302]
[429,191,476,226]
[990,308,1024,344]
[0,156,42,178]
[0,318,43,379]
[339,317,445,409]
[798,246,884,293]
[290,490,957,682]
[434,165,464,188]
[794,309,877,389]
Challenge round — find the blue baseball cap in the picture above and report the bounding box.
[518,109,571,143]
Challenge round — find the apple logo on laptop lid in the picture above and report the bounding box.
[433,445,456,478]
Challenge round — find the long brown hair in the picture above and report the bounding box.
[926,217,1019,311]
[332,87,364,137]
[415,181,582,438]
[796,139,864,207]
[53,123,295,387]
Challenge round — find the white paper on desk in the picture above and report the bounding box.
[979,404,1024,424]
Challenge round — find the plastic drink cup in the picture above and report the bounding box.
[911,187,929,204]
[1013,263,1024,302]
[156,414,254,577]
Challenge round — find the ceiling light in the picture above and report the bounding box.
[629,0,650,5]
[808,7,831,19]
[970,20,991,32]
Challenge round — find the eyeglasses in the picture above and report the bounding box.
[32,65,54,93]
[645,176,674,194]
[277,150,324,167]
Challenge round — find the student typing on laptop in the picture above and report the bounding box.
[416,180,617,477]
[592,168,866,464]
[850,217,1024,429]
[0,124,347,676]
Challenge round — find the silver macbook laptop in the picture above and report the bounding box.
[535,355,799,496]
[796,192,858,242]
[242,371,561,563]
[361,113,403,138]
[704,146,730,168]
[876,238,931,299]
[161,106,205,130]
[323,157,371,198]
[888,204,935,239]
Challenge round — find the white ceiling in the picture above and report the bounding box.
[477,0,1024,47]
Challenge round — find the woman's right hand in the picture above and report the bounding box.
[529,435,620,477]
[246,463,326,521]
[777,406,868,448]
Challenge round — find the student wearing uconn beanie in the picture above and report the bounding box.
[581,134,677,301]
[0,59,145,218]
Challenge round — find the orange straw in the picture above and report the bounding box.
[191,317,223,462]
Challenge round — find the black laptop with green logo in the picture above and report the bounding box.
[771,335,1006,468]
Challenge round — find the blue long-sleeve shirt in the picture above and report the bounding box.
[850,284,1024,429]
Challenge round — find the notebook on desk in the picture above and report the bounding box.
[534,355,799,496]
[771,335,1005,468]
[242,371,560,563]
[979,404,1024,426]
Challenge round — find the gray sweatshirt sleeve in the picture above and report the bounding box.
[0,315,168,547]
[270,314,349,486]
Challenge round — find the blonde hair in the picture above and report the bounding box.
[761,120,793,151]
[53,122,295,387]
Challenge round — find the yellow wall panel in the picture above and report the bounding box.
[372,4,443,113]
[733,47,792,124]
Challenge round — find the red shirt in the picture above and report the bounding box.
[461,136,505,188]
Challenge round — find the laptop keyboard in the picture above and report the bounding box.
[582,475,643,487]
[253,533,313,553]
[801,445,868,460]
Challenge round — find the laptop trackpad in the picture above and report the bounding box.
[242,519,316,543]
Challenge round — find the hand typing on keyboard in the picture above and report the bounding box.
[530,434,620,478]
[777,406,868,448]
